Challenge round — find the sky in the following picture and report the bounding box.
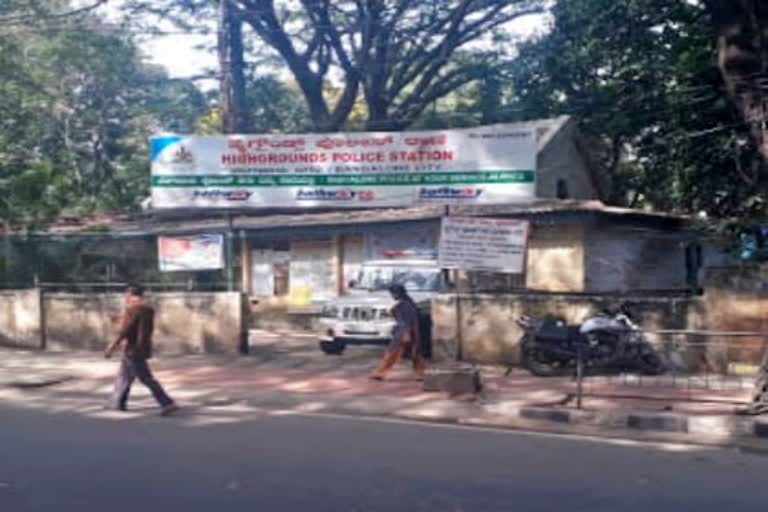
[94,2,550,81]
[97,1,218,79]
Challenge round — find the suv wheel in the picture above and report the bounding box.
[320,340,346,355]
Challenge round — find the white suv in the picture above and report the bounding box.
[317,259,442,355]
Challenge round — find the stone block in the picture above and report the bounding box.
[753,418,768,438]
[423,366,482,395]
[520,407,571,423]
[627,413,688,433]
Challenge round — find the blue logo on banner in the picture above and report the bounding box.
[150,135,183,161]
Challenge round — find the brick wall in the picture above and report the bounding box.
[39,291,247,354]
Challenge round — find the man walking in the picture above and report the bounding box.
[105,284,178,415]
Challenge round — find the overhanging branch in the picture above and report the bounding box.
[0,0,109,25]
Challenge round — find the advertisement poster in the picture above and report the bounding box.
[438,217,530,274]
[150,124,536,209]
[158,234,224,272]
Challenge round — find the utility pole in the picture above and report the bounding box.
[218,0,247,134]
[226,213,236,292]
[217,0,247,293]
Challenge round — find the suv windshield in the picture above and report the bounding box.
[356,265,440,292]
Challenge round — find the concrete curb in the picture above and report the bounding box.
[0,375,77,389]
[233,388,768,448]
[514,405,761,439]
[263,393,768,451]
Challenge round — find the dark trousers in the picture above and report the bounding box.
[111,357,173,410]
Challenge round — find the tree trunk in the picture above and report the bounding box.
[705,0,768,159]
[364,113,408,132]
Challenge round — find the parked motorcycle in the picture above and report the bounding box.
[515,304,664,377]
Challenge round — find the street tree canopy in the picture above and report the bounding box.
[126,0,546,132]
[0,1,206,225]
[507,0,767,219]
[703,1,768,161]
[2,0,768,229]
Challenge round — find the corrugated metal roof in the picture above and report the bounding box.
[3,199,689,239]
[93,200,687,236]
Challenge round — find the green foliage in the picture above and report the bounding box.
[193,76,312,135]
[243,76,313,134]
[506,0,767,218]
[0,1,207,224]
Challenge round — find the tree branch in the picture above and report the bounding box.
[302,0,356,73]
[0,0,109,25]
[234,0,333,127]
[389,2,543,102]
[230,0,548,132]
[392,66,483,125]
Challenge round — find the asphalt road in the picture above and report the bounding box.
[1,401,768,512]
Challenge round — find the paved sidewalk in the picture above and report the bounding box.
[1,339,767,450]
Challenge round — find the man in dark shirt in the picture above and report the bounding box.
[105,285,177,415]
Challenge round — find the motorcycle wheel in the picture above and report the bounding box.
[521,340,573,377]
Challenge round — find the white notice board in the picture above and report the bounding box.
[158,234,224,272]
[439,217,529,273]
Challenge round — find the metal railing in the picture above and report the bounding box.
[622,330,765,389]
[36,281,229,293]
[571,331,767,409]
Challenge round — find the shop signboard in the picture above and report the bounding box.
[158,234,224,272]
[150,124,536,209]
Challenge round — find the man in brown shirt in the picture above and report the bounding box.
[105,285,177,415]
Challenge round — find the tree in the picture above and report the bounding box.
[124,0,545,132]
[703,1,768,161]
[195,75,313,134]
[0,1,208,224]
[508,0,767,218]
[0,0,108,26]
[234,0,545,131]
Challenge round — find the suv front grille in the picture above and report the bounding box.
[342,307,382,321]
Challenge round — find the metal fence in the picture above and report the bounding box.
[595,330,767,393]
[36,281,230,293]
[1,235,231,291]
[560,331,768,409]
